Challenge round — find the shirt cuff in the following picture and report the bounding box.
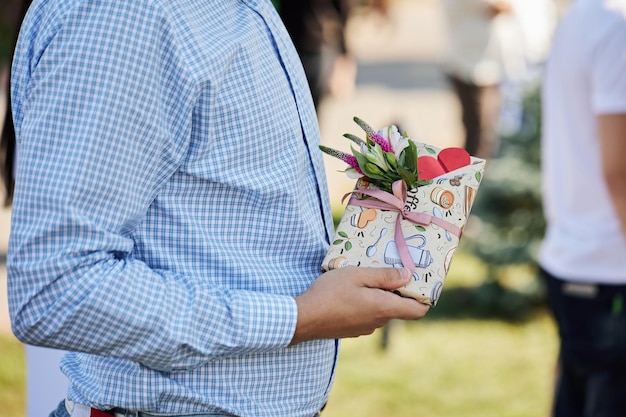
[231,290,299,350]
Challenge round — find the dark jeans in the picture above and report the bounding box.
[49,401,70,417]
[541,268,626,417]
[446,74,501,159]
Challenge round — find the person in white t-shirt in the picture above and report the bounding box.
[440,0,521,158]
[539,0,626,415]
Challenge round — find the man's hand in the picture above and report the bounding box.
[290,267,429,345]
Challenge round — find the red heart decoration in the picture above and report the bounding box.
[417,156,446,180]
[438,147,471,173]
[417,148,472,180]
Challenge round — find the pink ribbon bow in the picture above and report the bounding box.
[345,180,462,275]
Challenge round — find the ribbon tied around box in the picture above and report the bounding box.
[345,180,462,275]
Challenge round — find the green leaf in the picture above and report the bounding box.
[385,152,398,169]
[415,225,426,232]
[353,149,370,172]
[363,163,386,179]
[397,165,416,189]
[475,172,482,182]
[333,239,344,245]
[426,147,437,154]
[402,141,418,175]
[365,152,379,164]
[369,179,393,193]
[338,231,349,238]
[345,241,353,251]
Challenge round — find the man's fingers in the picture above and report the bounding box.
[391,295,430,319]
[360,267,412,290]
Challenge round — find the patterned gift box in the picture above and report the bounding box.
[322,141,485,306]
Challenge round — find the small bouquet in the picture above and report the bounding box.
[320,117,486,306]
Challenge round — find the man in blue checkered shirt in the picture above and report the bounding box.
[7,1,429,416]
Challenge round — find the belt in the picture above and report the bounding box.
[65,399,321,417]
[65,400,117,417]
[66,400,159,417]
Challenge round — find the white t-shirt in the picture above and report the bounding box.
[441,0,525,85]
[26,346,68,417]
[539,0,626,283]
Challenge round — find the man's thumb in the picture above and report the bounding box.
[367,267,412,290]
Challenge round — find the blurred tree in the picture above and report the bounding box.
[456,84,547,318]
[465,85,545,267]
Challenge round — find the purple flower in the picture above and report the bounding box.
[319,145,363,174]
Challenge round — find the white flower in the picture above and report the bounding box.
[380,125,409,159]
[345,168,364,179]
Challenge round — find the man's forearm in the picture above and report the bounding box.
[598,113,626,236]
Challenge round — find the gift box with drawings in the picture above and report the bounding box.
[320,118,485,306]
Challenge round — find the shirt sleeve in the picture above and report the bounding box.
[591,20,626,115]
[8,1,298,372]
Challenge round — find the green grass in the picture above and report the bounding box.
[0,333,26,417]
[323,314,558,417]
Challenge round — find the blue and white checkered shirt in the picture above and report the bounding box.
[8,1,336,416]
